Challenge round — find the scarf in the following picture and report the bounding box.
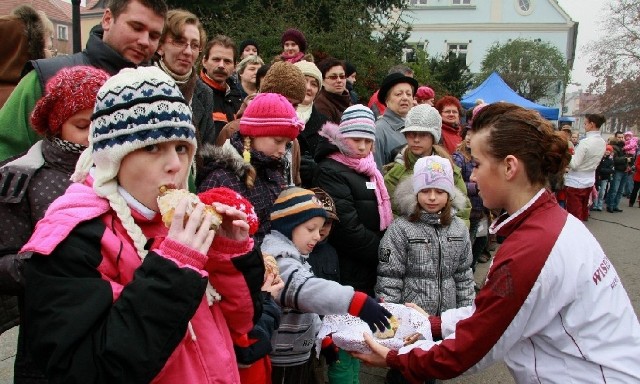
[280,51,305,63]
[328,151,392,230]
[154,59,196,103]
[296,103,313,125]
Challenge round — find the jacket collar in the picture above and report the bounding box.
[85,32,138,75]
[490,189,557,238]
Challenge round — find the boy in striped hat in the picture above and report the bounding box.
[263,187,392,383]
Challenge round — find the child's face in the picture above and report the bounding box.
[291,216,325,254]
[417,188,449,213]
[60,108,93,146]
[118,141,192,212]
[605,150,612,156]
[344,137,373,159]
[319,219,333,242]
[252,136,290,159]
[404,131,434,157]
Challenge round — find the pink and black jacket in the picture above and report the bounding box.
[21,180,264,384]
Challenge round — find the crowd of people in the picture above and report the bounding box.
[0,0,639,383]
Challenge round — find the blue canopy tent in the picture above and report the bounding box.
[461,72,560,120]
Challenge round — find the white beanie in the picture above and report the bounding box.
[412,156,454,196]
[401,104,442,143]
[294,60,322,87]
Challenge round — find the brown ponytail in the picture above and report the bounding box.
[471,103,569,187]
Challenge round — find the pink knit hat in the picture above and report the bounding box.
[415,86,435,101]
[239,93,304,140]
[30,66,109,136]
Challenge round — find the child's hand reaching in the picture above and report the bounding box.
[167,199,215,254]
[261,273,284,299]
[211,202,250,241]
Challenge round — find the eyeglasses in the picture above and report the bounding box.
[167,39,201,53]
[442,110,459,115]
[325,74,346,80]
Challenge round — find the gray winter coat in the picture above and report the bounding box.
[261,231,355,367]
[375,178,475,316]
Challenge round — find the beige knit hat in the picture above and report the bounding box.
[294,60,322,87]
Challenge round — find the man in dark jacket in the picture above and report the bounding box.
[606,131,631,212]
[200,35,243,140]
[0,0,168,161]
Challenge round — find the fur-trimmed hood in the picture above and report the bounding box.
[0,5,47,83]
[394,175,467,217]
[198,140,252,183]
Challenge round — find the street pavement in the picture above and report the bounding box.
[0,204,639,384]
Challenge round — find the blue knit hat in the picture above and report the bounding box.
[72,66,197,197]
[339,104,376,141]
[270,187,327,240]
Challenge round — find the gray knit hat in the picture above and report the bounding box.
[401,104,442,143]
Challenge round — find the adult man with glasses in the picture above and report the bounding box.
[200,35,243,140]
[0,0,168,161]
[154,9,216,148]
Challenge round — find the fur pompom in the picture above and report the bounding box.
[319,121,354,156]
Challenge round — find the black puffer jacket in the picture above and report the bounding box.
[0,139,81,383]
[298,105,328,188]
[313,138,383,296]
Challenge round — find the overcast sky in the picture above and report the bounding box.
[556,0,608,92]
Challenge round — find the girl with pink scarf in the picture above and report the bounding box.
[313,104,392,296]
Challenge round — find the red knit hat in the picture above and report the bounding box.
[281,28,307,53]
[198,186,259,235]
[239,93,304,140]
[30,65,109,136]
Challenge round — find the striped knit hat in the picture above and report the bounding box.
[339,104,376,141]
[72,66,197,198]
[270,187,327,240]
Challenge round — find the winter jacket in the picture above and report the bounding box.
[21,179,259,384]
[452,151,484,220]
[595,155,614,182]
[0,28,138,161]
[261,231,356,367]
[0,139,80,383]
[307,240,340,282]
[384,147,471,227]
[440,123,461,155]
[386,189,640,383]
[611,140,629,172]
[376,178,474,316]
[313,88,351,124]
[200,72,243,140]
[298,105,329,188]
[313,138,384,295]
[374,109,406,170]
[197,134,286,245]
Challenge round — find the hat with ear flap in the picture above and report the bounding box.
[71,66,197,198]
[270,187,327,240]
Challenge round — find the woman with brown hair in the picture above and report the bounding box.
[355,102,640,383]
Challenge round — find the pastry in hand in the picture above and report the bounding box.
[157,186,223,230]
[374,315,399,339]
[263,253,280,277]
